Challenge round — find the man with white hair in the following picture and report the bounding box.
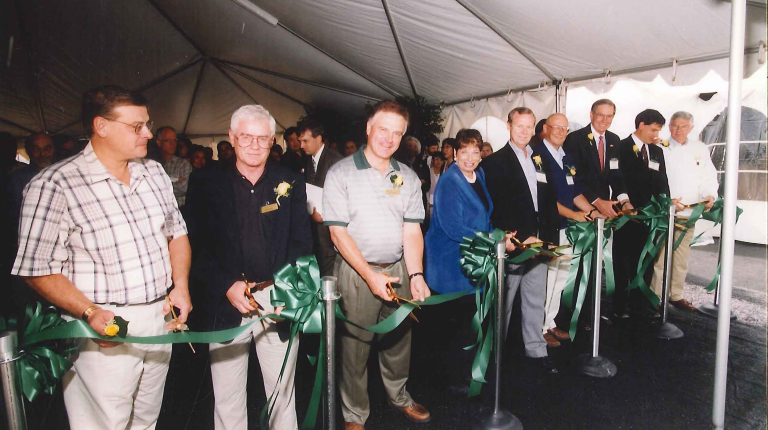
[186,104,312,430]
[650,111,718,311]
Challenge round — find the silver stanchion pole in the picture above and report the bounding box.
[573,218,617,378]
[472,241,522,430]
[697,239,737,320]
[656,205,684,339]
[1,331,27,430]
[320,276,340,430]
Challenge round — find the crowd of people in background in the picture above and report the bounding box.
[1,84,719,430]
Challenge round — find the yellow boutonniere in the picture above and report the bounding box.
[104,316,129,338]
[532,155,543,170]
[587,133,595,145]
[661,140,670,147]
[274,181,294,206]
[390,173,404,188]
[565,165,576,176]
[632,145,640,155]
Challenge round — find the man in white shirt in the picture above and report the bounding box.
[651,111,718,311]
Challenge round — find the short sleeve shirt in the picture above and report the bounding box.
[12,142,187,305]
[322,146,424,263]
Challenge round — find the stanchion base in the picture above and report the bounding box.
[573,354,617,378]
[697,303,737,320]
[654,321,684,339]
[471,410,523,430]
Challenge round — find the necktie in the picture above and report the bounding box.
[641,144,649,167]
[598,135,605,172]
[308,158,317,183]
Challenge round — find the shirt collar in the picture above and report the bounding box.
[352,145,401,171]
[543,139,565,159]
[312,144,325,165]
[669,137,686,148]
[84,141,150,184]
[590,124,605,140]
[508,141,532,159]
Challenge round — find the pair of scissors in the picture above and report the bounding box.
[385,279,420,323]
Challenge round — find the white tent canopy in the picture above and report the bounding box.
[1,0,765,139]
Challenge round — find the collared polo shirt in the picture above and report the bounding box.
[322,145,424,264]
[12,142,187,305]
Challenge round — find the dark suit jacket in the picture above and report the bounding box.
[563,125,625,203]
[186,162,312,331]
[617,137,670,207]
[305,146,343,188]
[482,143,559,247]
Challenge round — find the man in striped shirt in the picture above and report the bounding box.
[12,85,192,430]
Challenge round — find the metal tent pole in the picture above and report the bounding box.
[321,276,340,430]
[697,240,737,320]
[0,331,27,430]
[573,218,617,377]
[713,0,746,427]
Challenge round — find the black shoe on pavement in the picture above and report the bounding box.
[528,356,559,374]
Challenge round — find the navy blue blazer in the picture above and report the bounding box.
[425,163,493,294]
[532,143,583,230]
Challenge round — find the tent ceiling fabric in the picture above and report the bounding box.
[1,0,765,137]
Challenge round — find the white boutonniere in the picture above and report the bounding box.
[390,173,404,188]
[587,133,595,146]
[274,181,294,206]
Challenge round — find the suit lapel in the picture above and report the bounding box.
[502,144,536,211]
[213,173,243,263]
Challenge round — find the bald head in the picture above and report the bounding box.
[25,132,54,169]
[542,113,570,148]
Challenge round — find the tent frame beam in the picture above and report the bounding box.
[444,45,761,106]
[277,22,401,97]
[0,118,35,135]
[455,0,556,82]
[213,60,308,108]
[182,61,206,135]
[213,58,381,101]
[381,0,418,98]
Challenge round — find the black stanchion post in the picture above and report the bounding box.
[697,238,737,320]
[0,331,27,430]
[472,240,522,430]
[656,205,684,339]
[573,218,617,378]
[321,276,340,430]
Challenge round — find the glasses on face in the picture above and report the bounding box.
[548,125,570,133]
[671,125,692,130]
[593,113,614,121]
[235,134,273,149]
[106,118,154,135]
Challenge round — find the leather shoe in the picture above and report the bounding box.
[529,356,559,374]
[345,423,365,430]
[547,327,570,340]
[394,402,431,423]
[670,299,697,311]
[544,332,561,347]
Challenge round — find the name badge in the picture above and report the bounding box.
[566,176,574,185]
[648,160,660,171]
[261,203,278,213]
[385,189,400,196]
[610,158,619,170]
[536,172,547,183]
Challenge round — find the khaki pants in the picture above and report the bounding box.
[209,285,299,430]
[651,227,695,302]
[543,230,571,334]
[62,300,171,430]
[336,257,414,425]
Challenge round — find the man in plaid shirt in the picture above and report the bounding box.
[12,85,192,430]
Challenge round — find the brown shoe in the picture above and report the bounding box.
[345,422,365,430]
[670,299,697,311]
[547,327,570,341]
[544,332,561,347]
[395,402,431,423]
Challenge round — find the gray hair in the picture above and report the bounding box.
[670,111,694,125]
[403,136,421,153]
[230,105,276,135]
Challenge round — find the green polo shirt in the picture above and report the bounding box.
[323,146,424,264]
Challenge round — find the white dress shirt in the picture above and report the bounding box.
[509,141,538,212]
[312,144,325,172]
[660,137,719,216]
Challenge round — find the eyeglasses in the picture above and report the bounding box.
[235,134,273,148]
[547,125,570,133]
[105,118,153,135]
[670,125,692,130]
